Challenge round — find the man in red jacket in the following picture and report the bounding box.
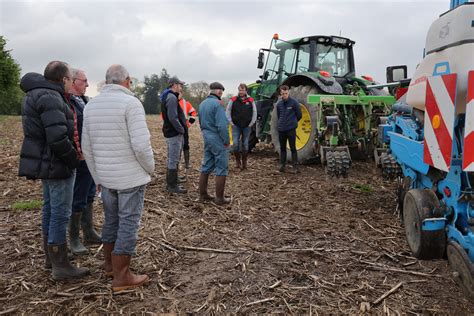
[226,83,257,170]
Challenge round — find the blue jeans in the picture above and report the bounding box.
[231,125,250,153]
[201,132,229,176]
[42,171,76,244]
[72,160,96,212]
[166,135,183,169]
[101,185,146,256]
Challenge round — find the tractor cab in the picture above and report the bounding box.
[256,34,356,98]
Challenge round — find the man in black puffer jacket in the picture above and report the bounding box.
[19,61,89,281]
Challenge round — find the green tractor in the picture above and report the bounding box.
[249,34,396,176]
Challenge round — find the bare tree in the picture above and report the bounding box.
[188,81,209,104]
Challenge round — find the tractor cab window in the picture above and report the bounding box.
[263,48,280,81]
[281,47,297,81]
[296,44,311,73]
[314,43,350,77]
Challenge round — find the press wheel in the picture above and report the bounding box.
[447,241,474,301]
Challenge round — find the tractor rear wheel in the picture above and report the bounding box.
[403,189,446,259]
[270,85,320,163]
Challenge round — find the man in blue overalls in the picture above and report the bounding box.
[198,82,231,205]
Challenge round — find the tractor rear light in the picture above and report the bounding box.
[443,187,452,197]
[362,75,374,82]
[273,33,279,40]
[319,71,331,78]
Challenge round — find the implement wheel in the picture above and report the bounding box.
[447,241,474,301]
[270,85,320,163]
[403,189,446,259]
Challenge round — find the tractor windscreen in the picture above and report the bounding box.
[314,43,350,77]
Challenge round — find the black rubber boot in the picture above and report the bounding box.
[199,172,214,202]
[48,243,90,280]
[81,203,102,244]
[177,163,187,184]
[69,212,88,256]
[242,150,248,170]
[214,176,231,205]
[184,149,191,169]
[291,152,300,174]
[234,152,242,169]
[279,154,286,173]
[167,169,187,194]
[43,235,51,269]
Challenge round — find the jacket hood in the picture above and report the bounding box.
[20,72,65,94]
[160,88,171,103]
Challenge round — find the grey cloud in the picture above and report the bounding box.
[1,0,447,95]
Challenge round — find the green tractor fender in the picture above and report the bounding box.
[282,73,343,95]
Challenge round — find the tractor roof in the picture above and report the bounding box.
[277,35,355,48]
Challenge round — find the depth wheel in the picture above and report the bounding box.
[447,241,474,301]
[326,151,336,177]
[403,189,446,259]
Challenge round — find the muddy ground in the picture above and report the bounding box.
[0,115,472,314]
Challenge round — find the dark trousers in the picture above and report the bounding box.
[278,129,297,162]
[72,160,96,212]
[183,129,190,151]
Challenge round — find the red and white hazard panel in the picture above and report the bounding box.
[423,74,457,172]
[463,71,474,171]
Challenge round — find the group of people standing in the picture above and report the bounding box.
[18,61,303,293]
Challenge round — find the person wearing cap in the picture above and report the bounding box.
[160,77,188,194]
[226,83,257,170]
[198,82,231,205]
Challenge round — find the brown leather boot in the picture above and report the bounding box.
[103,243,115,278]
[111,254,150,293]
[241,150,248,170]
[199,172,214,201]
[234,152,242,169]
[214,176,231,205]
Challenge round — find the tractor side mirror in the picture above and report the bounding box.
[263,70,270,80]
[386,65,407,83]
[257,51,265,69]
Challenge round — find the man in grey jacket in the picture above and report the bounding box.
[160,77,187,193]
[82,64,155,293]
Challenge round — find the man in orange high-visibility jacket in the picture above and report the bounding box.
[178,92,197,170]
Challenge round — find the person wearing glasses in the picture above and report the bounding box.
[19,61,89,280]
[67,69,102,256]
[82,64,154,293]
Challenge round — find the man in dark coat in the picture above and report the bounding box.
[276,85,302,173]
[18,61,89,280]
[160,76,187,193]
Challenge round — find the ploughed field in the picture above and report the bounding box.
[0,115,472,314]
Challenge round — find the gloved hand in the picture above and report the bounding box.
[188,117,196,124]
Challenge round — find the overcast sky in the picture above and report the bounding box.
[1,0,448,96]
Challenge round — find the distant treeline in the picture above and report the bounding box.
[0,36,219,115]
